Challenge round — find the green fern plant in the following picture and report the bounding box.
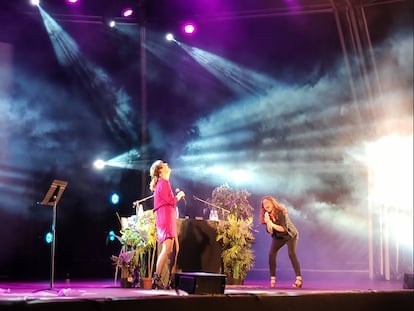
[211,184,255,283]
[210,183,254,219]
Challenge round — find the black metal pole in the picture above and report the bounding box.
[50,199,57,289]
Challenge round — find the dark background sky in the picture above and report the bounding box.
[0,0,412,281]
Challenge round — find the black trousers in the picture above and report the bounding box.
[268,237,301,278]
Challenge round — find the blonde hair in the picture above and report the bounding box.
[149,160,163,192]
[259,195,287,224]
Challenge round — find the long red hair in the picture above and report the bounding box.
[149,160,163,192]
[259,195,287,224]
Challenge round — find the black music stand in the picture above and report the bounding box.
[39,179,68,289]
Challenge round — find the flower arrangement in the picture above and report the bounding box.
[134,209,157,279]
[111,209,157,287]
[111,248,136,284]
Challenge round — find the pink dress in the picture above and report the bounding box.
[153,178,178,243]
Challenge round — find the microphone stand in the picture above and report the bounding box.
[132,194,154,207]
[132,194,154,217]
[193,195,230,220]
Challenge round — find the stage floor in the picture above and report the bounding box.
[0,278,412,311]
[0,278,409,299]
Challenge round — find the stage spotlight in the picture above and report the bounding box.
[45,232,53,244]
[108,20,116,28]
[30,0,40,6]
[108,230,115,242]
[182,22,197,35]
[110,193,120,205]
[66,0,79,4]
[122,8,134,17]
[93,159,106,169]
[166,33,174,41]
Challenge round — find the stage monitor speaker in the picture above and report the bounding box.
[175,272,226,294]
[403,273,413,289]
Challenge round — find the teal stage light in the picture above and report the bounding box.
[108,230,115,242]
[110,193,120,205]
[45,232,53,244]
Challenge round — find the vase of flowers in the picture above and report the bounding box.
[112,208,157,288]
[111,248,136,288]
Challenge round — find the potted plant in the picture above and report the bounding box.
[134,209,157,288]
[111,228,140,288]
[210,184,255,284]
[111,209,157,288]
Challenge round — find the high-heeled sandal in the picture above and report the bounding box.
[152,273,165,289]
[292,276,303,288]
[166,274,176,290]
[270,277,276,288]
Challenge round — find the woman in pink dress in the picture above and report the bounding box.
[149,160,185,289]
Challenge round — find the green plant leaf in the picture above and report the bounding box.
[211,184,255,281]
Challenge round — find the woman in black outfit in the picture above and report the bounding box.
[259,195,303,288]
